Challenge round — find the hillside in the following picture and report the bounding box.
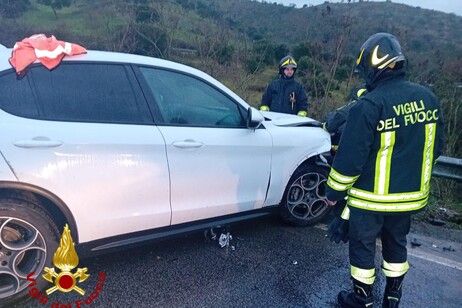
[217,1,462,56]
[1,1,461,73]
[2,1,461,63]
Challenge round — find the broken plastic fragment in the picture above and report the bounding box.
[428,218,446,226]
[204,225,233,248]
[411,238,422,247]
[218,232,232,248]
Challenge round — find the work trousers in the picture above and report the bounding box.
[349,210,411,272]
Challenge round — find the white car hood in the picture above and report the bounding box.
[261,111,321,127]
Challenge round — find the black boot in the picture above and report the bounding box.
[338,278,374,307]
[382,275,405,308]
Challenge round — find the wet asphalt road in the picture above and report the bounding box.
[22,215,462,308]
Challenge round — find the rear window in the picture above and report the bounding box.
[0,63,152,124]
[0,70,39,118]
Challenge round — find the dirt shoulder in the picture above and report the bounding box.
[408,220,462,268]
[410,219,462,243]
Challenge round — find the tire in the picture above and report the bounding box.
[0,197,59,306]
[279,164,331,226]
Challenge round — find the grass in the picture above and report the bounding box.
[23,3,86,33]
[22,1,126,38]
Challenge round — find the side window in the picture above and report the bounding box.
[1,63,152,124]
[0,70,39,118]
[139,67,246,127]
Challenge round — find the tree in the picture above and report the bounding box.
[193,20,235,75]
[273,44,289,62]
[37,0,71,19]
[0,0,30,19]
[297,5,355,119]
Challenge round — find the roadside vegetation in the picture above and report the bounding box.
[1,0,460,225]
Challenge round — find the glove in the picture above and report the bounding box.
[327,216,349,244]
[327,200,349,244]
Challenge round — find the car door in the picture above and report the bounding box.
[136,66,273,224]
[0,63,171,242]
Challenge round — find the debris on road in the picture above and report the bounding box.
[218,232,232,248]
[443,245,456,252]
[411,238,422,247]
[428,218,446,226]
[204,225,234,249]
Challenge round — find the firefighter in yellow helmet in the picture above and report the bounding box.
[325,33,445,307]
[259,55,308,116]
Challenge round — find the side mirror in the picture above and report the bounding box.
[246,107,264,129]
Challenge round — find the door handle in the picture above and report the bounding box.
[14,136,63,148]
[172,139,204,149]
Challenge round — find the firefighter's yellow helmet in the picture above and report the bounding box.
[278,55,297,72]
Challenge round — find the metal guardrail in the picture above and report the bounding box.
[433,156,462,182]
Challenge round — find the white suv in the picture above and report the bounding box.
[0,45,331,305]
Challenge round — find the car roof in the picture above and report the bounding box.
[0,47,189,73]
[0,48,250,108]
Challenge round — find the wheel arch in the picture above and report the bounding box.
[300,154,330,170]
[278,156,332,226]
[0,181,79,243]
[288,154,330,184]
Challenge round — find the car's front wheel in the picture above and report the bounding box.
[279,164,331,226]
[0,197,59,306]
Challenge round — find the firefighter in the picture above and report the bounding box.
[325,32,445,307]
[259,55,308,116]
[324,84,368,152]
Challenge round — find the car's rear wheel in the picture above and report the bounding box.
[0,197,59,306]
[279,164,331,226]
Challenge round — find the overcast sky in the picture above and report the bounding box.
[275,0,462,16]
